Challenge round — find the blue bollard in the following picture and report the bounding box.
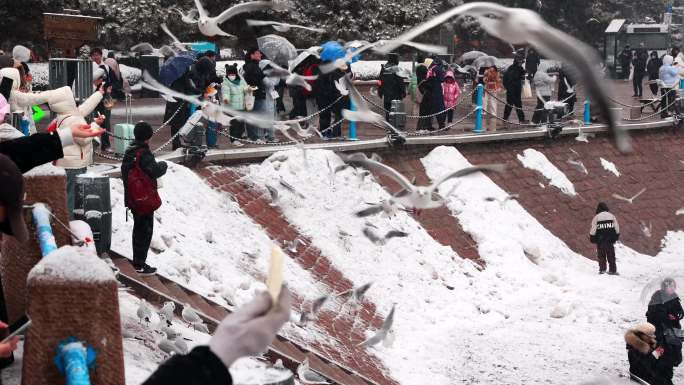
[348,100,358,141]
[583,99,591,124]
[680,79,684,90]
[474,84,484,133]
[54,337,97,385]
[32,203,57,257]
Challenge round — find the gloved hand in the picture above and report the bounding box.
[668,314,677,321]
[335,79,349,96]
[0,322,18,358]
[209,286,291,369]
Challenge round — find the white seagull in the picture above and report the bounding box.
[297,357,330,384]
[246,19,325,33]
[193,0,287,38]
[359,304,396,347]
[612,188,647,204]
[137,299,153,324]
[181,303,202,325]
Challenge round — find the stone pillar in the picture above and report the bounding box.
[22,246,124,385]
[0,164,70,324]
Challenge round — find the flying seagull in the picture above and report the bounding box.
[193,0,287,37]
[337,282,373,305]
[375,2,629,153]
[362,227,409,246]
[296,295,329,327]
[355,199,406,217]
[567,159,588,175]
[173,7,198,24]
[359,304,396,347]
[246,19,325,33]
[612,188,646,204]
[347,157,506,211]
[279,178,306,199]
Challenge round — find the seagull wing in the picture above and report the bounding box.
[611,193,630,203]
[193,0,208,18]
[382,304,396,332]
[216,1,283,24]
[362,227,383,245]
[385,230,409,240]
[430,164,506,193]
[160,24,184,50]
[131,43,155,53]
[631,188,647,201]
[355,205,385,217]
[351,158,415,192]
[141,71,203,105]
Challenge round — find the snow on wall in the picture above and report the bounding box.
[28,245,115,283]
[243,149,481,385]
[601,158,621,177]
[23,163,66,178]
[517,148,577,196]
[27,63,141,90]
[421,145,684,384]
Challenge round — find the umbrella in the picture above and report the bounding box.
[288,50,319,72]
[459,50,486,65]
[159,52,196,87]
[472,55,498,69]
[257,35,297,67]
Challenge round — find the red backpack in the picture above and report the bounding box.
[126,150,161,215]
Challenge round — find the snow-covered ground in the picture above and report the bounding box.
[98,148,684,384]
[517,148,577,196]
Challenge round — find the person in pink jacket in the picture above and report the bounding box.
[442,70,461,123]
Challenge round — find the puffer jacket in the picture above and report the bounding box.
[12,86,102,169]
[442,70,461,108]
[221,77,248,111]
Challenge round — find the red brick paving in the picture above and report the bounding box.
[197,165,399,385]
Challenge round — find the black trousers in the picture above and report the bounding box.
[503,91,525,122]
[319,106,343,138]
[229,120,245,142]
[289,95,307,119]
[132,212,154,268]
[165,101,189,150]
[447,110,454,123]
[633,71,645,96]
[661,88,679,118]
[532,96,551,124]
[649,75,659,95]
[597,243,617,273]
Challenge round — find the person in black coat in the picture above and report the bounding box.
[525,48,541,81]
[378,53,407,120]
[647,278,684,385]
[419,58,446,131]
[647,51,662,97]
[619,45,633,80]
[503,57,527,123]
[121,122,167,275]
[314,66,348,139]
[625,323,660,385]
[633,49,649,97]
[143,288,292,385]
[557,64,577,112]
[242,48,268,141]
[164,62,202,150]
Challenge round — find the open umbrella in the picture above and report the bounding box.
[459,50,486,65]
[472,55,498,69]
[257,35,297,67]
[159,52,196,87]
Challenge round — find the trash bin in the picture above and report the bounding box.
[139,55,163,98]
[389,100,406,130]
[73,174,112,255]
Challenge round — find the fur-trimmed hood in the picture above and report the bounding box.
[625,325,657,354]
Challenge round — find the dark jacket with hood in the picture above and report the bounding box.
[379,56,406,103]
[120,141,167,209]
[190,57,220,94]
[314,66,348,108]
[419,62,446,111]
[589,203,620,245]
[647,54,662,79]
[647,288,683,344]
[142,346,232,385]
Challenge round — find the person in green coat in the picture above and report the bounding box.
[221,64,249,146]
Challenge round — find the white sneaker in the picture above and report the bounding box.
[255,139,266,144]
[233,140,244,147]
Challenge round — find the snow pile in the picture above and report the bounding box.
[244,149,481,384]
[517,148,577,196]
[28,245,115,283]
[350,61,414,80]
[111,163,322,311]
[23,163,65,178]
[601,158,621,177]
[422,145,684,384]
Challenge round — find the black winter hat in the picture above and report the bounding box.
[134,121,154,141]
[596,202,609,214]
[225,63,239,75]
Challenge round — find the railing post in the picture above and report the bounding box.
[348,100,358,141]
[583,99,591,125]
[474,84,484,133]
[32,204,58,257]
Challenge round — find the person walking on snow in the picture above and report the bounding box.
[121,122,168,276]
[589,202,620,275]
[503,57,527,124]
